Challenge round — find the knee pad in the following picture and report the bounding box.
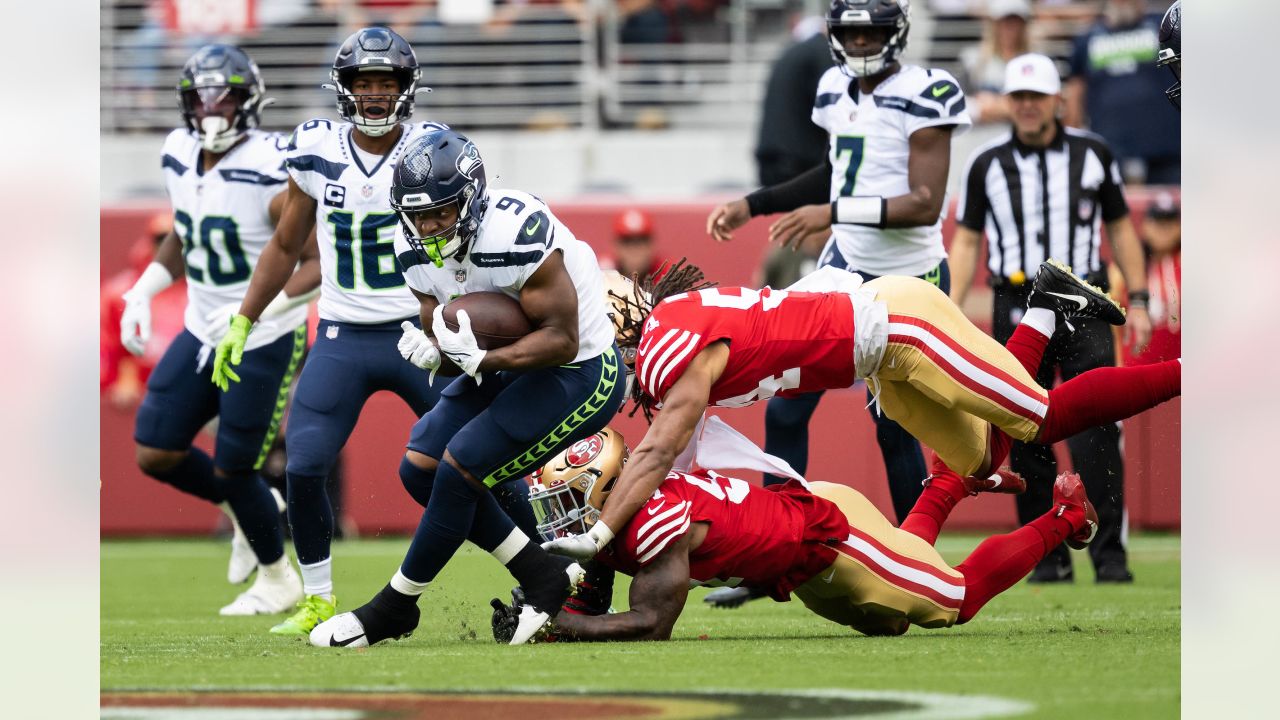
[399,455,436,508]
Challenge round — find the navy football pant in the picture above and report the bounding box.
[285,318,442,566]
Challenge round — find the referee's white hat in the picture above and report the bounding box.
[1003,53,1061,95]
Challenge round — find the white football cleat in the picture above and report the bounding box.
[219,559,303,616]
[226,520,257,585]
[310,612,370,648]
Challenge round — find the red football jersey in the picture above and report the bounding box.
[598,472,847,600]
[634,287,856,407]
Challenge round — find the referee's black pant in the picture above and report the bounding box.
[993,281,1130,578]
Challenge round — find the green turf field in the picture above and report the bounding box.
[101,534,1179,718]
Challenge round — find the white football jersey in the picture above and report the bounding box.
[286,119,448,323]
[394,188,614,364]
[811,65,972,277]
[161,128,306,350]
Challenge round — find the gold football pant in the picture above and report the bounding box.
[863,276,1049,477]
[793,482,964,636]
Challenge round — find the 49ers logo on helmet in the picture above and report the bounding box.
[565,434,604,467]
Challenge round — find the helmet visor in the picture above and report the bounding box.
[528,475,594,543]
[180,86,246,123]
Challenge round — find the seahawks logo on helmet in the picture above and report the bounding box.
[456,142,483,180]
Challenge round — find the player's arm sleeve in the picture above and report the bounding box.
[956,150,991,232]
[905,71,972,137]
[745,157,833,216]
[1097,144,1130,223]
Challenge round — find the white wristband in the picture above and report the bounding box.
[587,521,615,550]
[832,196,887,228]
[126,262,175,300]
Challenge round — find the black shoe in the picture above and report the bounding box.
[1094,564,1135,584]
[1026,560,1074,584]
[341,585,420,646]
[509,555,584,645]
[1028,259,1127,326]
[703,585,768,609]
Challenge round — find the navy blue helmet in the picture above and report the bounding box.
[391,130,489,267]
[177,44,268,153]
[826,0,911,78]
[326,27,424,136]
[1158,1,1181,109]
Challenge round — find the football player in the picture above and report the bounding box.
[540,260,1181,564]
[121,45,320,615]
[491,422,1096,641]
[207,28,461,636]
[1157,1,1180,109]
[707,0,972,539]
[307,130,627,649]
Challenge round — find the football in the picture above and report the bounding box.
[441,291,534,350]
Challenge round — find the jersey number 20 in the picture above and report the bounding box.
[174,210,249,286]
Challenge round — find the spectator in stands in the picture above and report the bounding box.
[101,213,186,408]
[1065,0,1180,184]
[619,0,673,44]
[959,0,1033,124]
[1111,192,1180,366]
[601,208,668,283]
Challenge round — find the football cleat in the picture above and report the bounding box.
[310,611,373,649]
[1028,259,1126,326]
[961,467,1027,496]
[226,518,256,585]
[219,561,303,616]
[1053,472,1099,550]
[509,556,584,645]
[703,585,768,609]
[269,594,336,635]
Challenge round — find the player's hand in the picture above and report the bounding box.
[398,321,442,381]
[542,532,602,562]
[211,315,252,391]
[432,306,486,384]
[202,302,241,345]
[119,290,153,357]
[769,204,832,251]
[706,198,751,243]
[1125,306,1153,356]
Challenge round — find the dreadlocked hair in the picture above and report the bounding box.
[608,258,715,423]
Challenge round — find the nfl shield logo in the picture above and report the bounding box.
[361,183,375,199]
[454,269,467,283]
[326,325,339,339]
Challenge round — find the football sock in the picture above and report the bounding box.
[400,460,482,584]
[1038,360,1181,444]
[898,463,967,545]
[871,405,928,524]
[1005,317,1053,376]
[353,582,421,645]
[299,557,333,599]
[145,448,226,504]
[286,472,334,566]
[220,470,285,565]
[954,506,1083,624]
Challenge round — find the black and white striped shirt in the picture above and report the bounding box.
[956,122,1129,280]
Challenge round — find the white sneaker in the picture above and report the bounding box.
[224,488,287,584]
[219,559,303,616]
[310,612,370,648]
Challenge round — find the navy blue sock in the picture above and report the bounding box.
[401,461,482,583]
[870,403,928,525]
[492,478,540,541]
[286,471,333,566]
[146,448,227,503]
[763,392,822,486]
[221,470,285,565]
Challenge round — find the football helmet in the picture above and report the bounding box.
[391,129,489,268]
[826,0,911,78]
[325,27,425,137]
[1157,1,1181,109]
[177,44,269,153]
[527,428,629,542]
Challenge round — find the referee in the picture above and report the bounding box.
[949,54,1153,584]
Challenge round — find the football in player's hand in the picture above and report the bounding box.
[442,292,534,350]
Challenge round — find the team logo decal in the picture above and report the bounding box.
[565,434,604,467]
[456,141,483,179]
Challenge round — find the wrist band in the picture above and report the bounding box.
[832,196,887,228]
[588,521,615,549]
[1128,289,1150,308]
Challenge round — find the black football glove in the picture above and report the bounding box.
[490,588,524,644]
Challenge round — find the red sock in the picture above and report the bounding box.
[1005,323,1051,376]
[899,460,967,545]
[1038,360,1181,444]
[954,506,1084,624]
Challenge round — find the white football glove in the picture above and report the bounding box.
[398,320,442,384]
[432,306,486,384]
[541,522,615,562]
[202,302,242,345]
[119,291,153,357]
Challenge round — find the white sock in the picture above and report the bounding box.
[491,528,529,565]
[390,569,430,597]
[299,557,333,598]
[259,555,292,581]
[1021,307,1057,339]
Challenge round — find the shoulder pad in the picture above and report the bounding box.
[287,118,337,153]
[160,129,194,176]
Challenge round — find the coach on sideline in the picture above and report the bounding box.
[948,53,1152,584]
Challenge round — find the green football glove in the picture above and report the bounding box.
[211,314,253,391]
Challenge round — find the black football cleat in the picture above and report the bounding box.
[1028,259,1126,326]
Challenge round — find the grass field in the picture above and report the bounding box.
[102,534,1179,719]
